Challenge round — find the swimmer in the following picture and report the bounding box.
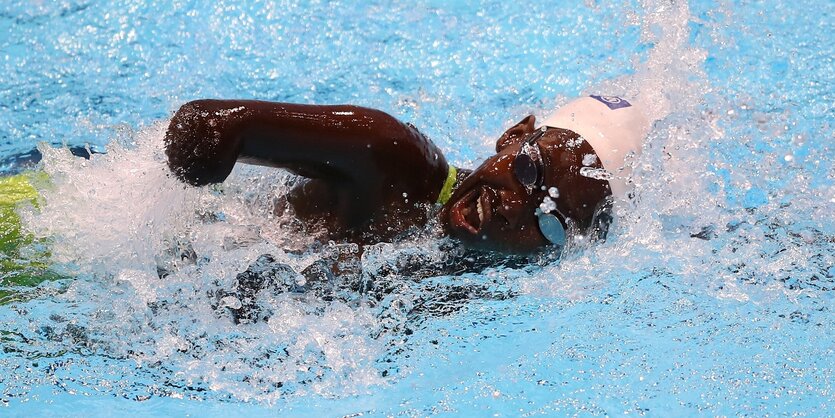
[164,96,650,254]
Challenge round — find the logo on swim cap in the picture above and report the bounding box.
[590,95,632,110]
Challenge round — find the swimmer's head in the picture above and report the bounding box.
[440,116,611,253]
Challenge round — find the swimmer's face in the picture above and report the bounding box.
[440,116,610,253]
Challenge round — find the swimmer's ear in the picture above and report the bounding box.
[496,115,536,152]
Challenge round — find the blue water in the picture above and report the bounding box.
[1,0,833,416]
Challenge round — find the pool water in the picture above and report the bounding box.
[1,0,833,416]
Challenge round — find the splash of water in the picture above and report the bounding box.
[11,122,404,401]
[523,0,835,308]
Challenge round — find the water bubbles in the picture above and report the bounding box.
[743,187,768,209]
[218,295,243,310]
[548,187,560,198]
[214,106,246,117]
[579,167,613,180]
[582,153,598,166]
[565,137,586,148]
[539,196,557,213]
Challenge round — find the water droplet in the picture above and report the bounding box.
[539,196,557,213]
[743,187,768,209]
[218,295,242,310]
[579,167,612,180]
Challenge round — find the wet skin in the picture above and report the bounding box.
[440,116,611,253]
[165,99,449,242]
[165,100,610,253]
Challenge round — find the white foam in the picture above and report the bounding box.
[20,124,393,401]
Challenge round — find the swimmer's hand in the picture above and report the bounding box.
[164,100,244,186]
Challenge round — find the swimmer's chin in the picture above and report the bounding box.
[444,227,543,254]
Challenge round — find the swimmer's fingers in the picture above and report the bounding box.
[164,100,244,186]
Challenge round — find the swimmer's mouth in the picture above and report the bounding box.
[450,185,496,235]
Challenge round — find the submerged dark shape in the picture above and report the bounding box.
[210,247,524,325]
[1,145,104,175]
[164,97,649,254]
[217,254,307,324]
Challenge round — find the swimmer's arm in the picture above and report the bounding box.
[165,99,449,202]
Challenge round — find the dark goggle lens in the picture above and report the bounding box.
[513,153,539,187]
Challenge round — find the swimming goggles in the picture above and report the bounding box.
[512,127,570,247]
